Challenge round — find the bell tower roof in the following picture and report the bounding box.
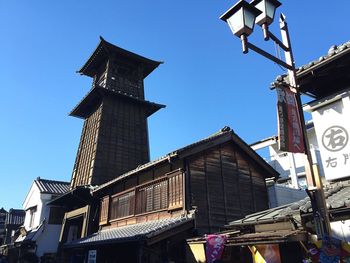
[78,36,163,79]
[69,86,165,119]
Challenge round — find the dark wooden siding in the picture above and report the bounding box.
[188,154,208,233]
[70,52,157,189]
[99,162,173,198]
[105,58,145,99]
[99,196,109,225]
[92,96,150,186]
[71,103,103,188]
[97,170,184,230]
[70,95,152,188]
[188,142,268,235]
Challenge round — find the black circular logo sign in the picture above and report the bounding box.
[322,125,348,152]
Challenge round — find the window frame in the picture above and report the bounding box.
[48,206,66,225]
[109,189,136,221]
[99,170,184,224]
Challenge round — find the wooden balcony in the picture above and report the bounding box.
[99,170,185,228]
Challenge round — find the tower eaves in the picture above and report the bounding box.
[77,36,163,79]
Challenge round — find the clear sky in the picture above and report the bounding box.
[1,1,349,211]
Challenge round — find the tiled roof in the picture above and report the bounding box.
[34,178,70,194]
[95,126,278,192]
[0,208,7,214]
[64,215,194,248]
[272,40,350,97]
[282,181,350,214]
[295,41,350,76]
[78,36,162,78]
[69,86,165,118]
[229,181,350,227]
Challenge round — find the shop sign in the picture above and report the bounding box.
[311,97,350,181]
[88,250,97,263]
[205,234,227,263]
[276,87,305,153]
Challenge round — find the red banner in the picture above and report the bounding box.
[276,87,305,153]
[205,234,227,263]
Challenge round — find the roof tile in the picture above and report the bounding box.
[35,178,70,194]
[64,215,193,248]
[229,180,350,227]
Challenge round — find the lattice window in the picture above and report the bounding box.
[99,196,109,225]
[136,178,168,214]
[99,170,184,223]
[110,191,135,220]
[168,171,183,210]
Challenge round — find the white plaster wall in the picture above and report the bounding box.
[331,220,350,242]
[268,144,306,178]
[267,127,323,181]
[23,183,42,230]
[22,182,63,257]
[310,92,350,181]
[35,224,62,257]
[268,184,307,208]
[40,193,53,221]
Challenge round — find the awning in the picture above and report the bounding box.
[64,215,194,248]
[225,230,308,246]
[15,223,44,243]
[47,186,93,208]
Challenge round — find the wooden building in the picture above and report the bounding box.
[187,180,350,263]
[70,36,164,188]
[14,178,70,261]
[50,38,278,262]
[0,209,25,262]
[0,208,7,245]
[57,127,278,262]
[184,40,350,263]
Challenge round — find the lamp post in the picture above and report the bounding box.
[220,0,331,238]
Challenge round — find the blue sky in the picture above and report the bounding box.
[1,1,349,210]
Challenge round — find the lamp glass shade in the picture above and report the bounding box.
[220,1,262,37]
[227,8,244,36]
[244,8,256,31]
[226,6,258,37]
[252,0,281,25]
[265,0,277,20]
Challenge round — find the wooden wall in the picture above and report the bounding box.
[71,53,156,189]
[105,58,145,100]
[70,103,103,188]
[71,94,153,188]
[91,140,270,236]
[188,142,268,234]
[92,95,151,186]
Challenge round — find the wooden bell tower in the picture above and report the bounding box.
[70,37,164,189]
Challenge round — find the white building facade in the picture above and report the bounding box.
[304,89,350,181]
[251,122,322,190]
[254,121,324,189]
[17,178,69,259]
[254,41,350,190]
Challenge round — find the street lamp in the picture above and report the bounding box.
[220,1,331,238]
[251,0,281,40]
[221,0,261,37]
[220,1,261,53]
